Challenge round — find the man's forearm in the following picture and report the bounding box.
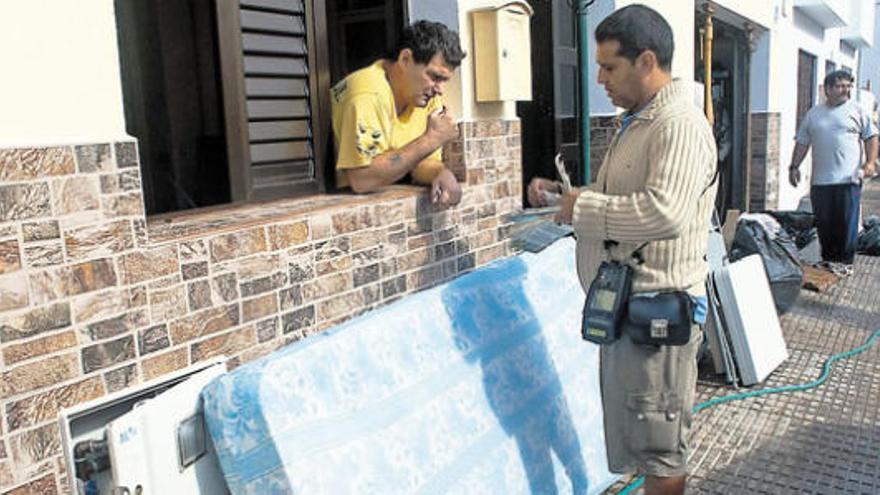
[789,142,809,169]
[410,159,446,185]
[864,136,878,167]
[346,133,442,193]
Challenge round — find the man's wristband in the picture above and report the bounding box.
[788,165,799,170]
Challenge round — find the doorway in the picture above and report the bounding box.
[696,17,750,216]
[518,0,582,200]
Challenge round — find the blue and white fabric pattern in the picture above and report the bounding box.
[201,238,618,494]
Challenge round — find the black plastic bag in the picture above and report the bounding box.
[763,210,816,250]
[729,214,803,314]
[857,215,880,255]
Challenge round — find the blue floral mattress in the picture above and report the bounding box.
[201,238,617,494]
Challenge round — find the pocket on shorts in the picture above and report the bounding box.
[624,391,682,454]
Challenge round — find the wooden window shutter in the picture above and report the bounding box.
[217,0,329,201]
[796,50,816,130]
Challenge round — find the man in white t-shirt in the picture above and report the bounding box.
[789,70,878,276]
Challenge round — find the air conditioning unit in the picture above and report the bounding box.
[59,358,230,495]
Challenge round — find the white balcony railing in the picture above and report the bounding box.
[793,0,848,28]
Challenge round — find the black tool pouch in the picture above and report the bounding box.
[581,260,633,345]
[622,291,694,346]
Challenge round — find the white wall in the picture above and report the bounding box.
[617,0,695,83]
[857,1,880,101]
[842,0,875,47]
[409,0,458,30]
[0,0,128,147]
[710,0,775,29]
[586,0,618,116]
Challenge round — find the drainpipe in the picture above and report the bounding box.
[578,1,591,184]
[702,4,715,126]
[743,23,756,212]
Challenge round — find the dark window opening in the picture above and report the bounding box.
[825,59,836,78]
[115,0,331,215]
[115,0,230,215]
[326,0,405,86]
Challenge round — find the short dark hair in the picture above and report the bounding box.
[824,69,854,89]
[595,4,674,72]
[389,20,466,69]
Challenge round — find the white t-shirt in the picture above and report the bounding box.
[795,100,878,185]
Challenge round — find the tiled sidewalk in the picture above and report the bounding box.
[608,179,880,494]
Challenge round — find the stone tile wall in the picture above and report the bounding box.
[0,119,522,493]
[588,116,620,183]
[749,112,781,211]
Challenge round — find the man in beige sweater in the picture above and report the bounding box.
[529,5,717,495]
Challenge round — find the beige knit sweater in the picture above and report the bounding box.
[572,79,717,296]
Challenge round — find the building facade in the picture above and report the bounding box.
[0,0,876,493]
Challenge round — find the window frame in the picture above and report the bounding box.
[216,0,332,202]
[796,49,817,130]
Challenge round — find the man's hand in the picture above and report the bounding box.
[863,161,877,179]
[554,190,580,225]
[788,143,809,188]
[788,166,801,188]
[426,107,459,147]
[431,167,462,206]
[527,177,561,207]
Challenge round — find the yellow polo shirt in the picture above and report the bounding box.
[331,60,443,188]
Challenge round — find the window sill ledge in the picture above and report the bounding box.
[146,185,428,244]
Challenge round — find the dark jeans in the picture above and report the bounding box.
[810,183,861,264]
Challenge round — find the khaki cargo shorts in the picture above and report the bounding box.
[599,325,702,477]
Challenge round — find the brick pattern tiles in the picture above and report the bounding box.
[589,116,620,184]
[0,119,522,492]
[749,112,781,212]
